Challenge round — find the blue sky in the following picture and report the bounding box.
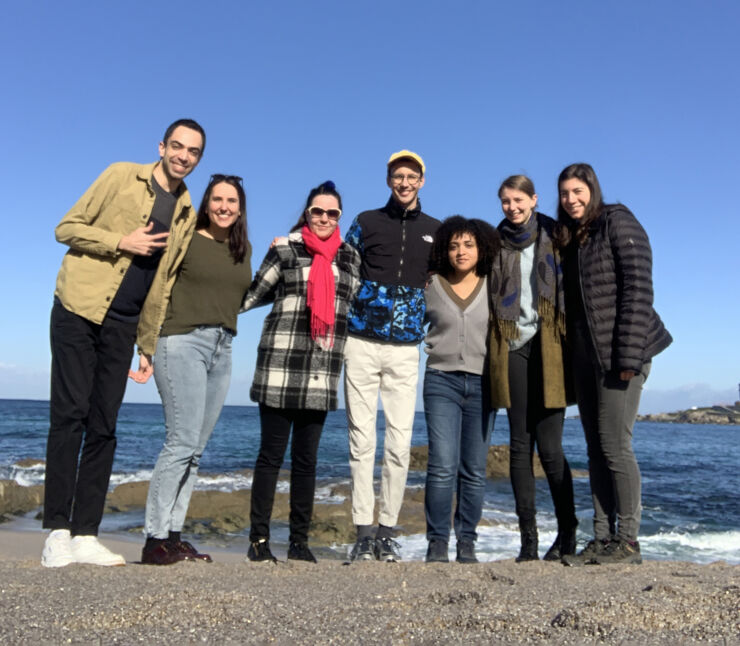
[1,1,738,413]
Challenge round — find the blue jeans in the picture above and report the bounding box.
[145,326,233,538]
[423,369,493,542]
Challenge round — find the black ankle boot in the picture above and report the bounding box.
[544,526,578,561]
[516,524,539,562]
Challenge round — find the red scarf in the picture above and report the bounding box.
[302,225,342,346]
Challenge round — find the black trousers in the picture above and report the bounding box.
[249,404,327,544]
[507,335,577,530]
[44,302,136,535]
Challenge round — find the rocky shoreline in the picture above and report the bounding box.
[637,402,740,425]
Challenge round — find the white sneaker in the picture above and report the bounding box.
[42,529,75,568]
[70,536,126,566]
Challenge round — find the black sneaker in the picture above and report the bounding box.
[425,539,449,563]
[561,538,610,567]
[594,538,642,565]
[374,537,402,562]
[247,538,278,563]
[456,539,478,564]
[349,536,375,562]
[287,541,317,563]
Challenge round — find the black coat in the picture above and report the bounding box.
[572,204,672,374]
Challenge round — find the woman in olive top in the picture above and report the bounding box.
[490,175,577,563]
[134,174,252,565]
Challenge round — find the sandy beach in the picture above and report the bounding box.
[1,525,737,644]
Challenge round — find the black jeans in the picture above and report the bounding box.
[44,302,136,535]
[249,404,327,544]
[507,335,577,530]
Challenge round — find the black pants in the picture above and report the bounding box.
[249,404,327,543]
[507,335,577,530]
[44,302,136,535]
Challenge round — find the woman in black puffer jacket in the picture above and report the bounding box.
[554,163,671,566]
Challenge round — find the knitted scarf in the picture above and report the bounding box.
[491,212,565,340]
[302,225,342,347]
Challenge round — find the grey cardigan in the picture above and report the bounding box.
[423,275,489,375]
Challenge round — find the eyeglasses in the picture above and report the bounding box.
[210,174,243,184]
[389,173,421,186]
[307,206,342,220]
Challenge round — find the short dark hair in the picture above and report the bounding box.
[429,216,500,278]
[290,180,343,232]
[196,175,248,263]
[163,118,206,155]
[554,163,605,248]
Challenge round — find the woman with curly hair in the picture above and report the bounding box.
[423,216,500,564]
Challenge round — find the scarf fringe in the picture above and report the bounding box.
[538,296,566,336]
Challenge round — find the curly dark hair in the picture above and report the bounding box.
[429,216,500,278]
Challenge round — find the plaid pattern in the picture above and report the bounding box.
[242,232,360,411]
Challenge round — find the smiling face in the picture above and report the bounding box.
[158,125,203,187]
[387,160,425,210]
[499,187,537,226]
[559,177,592,220]
[448,232,479,278]
[306,194,340,240]
[206,182,241,239]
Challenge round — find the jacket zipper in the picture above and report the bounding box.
[577,245,604,371]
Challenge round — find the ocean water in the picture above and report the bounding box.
[1,398,738,564]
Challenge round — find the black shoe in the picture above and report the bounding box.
[516,526,539,562]
[287,541,317,563]
[247,538,278,563]
[349,536,376,562]
[543,527,577,562]
[561,538,610,567]
[456,539,478,564]
[425,539,449,563]
[374,537,402,562]
[593,538,642,565]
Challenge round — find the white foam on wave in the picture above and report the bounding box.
[4,463,46,487]
[109,470,153,487]
[641,530,740,564]
[193,473,253,491]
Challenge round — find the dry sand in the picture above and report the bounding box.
[1,526,738,644]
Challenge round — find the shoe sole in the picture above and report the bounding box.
[41,558,75,568]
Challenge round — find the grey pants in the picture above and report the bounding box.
[571,328,650,542]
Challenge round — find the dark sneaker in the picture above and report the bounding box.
[349,536,376,562]
[173,540,212,563]
[247,538,278,563]
[287,541,317,563]
[594,538,642,565]
[425,539,449,563]
[374,537,402,562]
[141,541,187,566]
[561,538,610,567]
[456,539,478,564]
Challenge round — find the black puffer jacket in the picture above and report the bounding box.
[571,204,672,374]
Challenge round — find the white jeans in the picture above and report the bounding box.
[344,335,420,527]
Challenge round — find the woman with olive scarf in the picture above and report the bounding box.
[489,175,577,562]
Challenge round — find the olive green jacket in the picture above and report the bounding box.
[54,161,197,354]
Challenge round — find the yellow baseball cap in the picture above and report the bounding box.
[387,149,425,174]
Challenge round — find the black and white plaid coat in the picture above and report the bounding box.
[241,231,361,411]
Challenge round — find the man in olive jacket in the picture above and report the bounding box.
[42,119,205,568]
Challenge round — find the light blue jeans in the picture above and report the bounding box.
[423,369,493,543]
[145,326,233,538]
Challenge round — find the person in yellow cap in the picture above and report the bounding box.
[344,150,440,562]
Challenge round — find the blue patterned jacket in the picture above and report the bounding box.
[345,198,439,343]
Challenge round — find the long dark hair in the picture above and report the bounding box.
[429,216,500,278]
[553,163,605,248]
[196,174,248,263]
[290,180,343,232]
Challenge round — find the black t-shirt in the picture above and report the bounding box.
[107,177,179,322]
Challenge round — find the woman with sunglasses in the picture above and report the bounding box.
[555,163,671,566]
[133,174,252,565]
[242,181,360,563]
[489,175,577,563]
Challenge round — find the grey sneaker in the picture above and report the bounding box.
[456,539,478,564]
[374,537,402,562]
[425,539,449,563]
[561,538,610,567]
[593,538,642,565]
[349,536,375,562]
